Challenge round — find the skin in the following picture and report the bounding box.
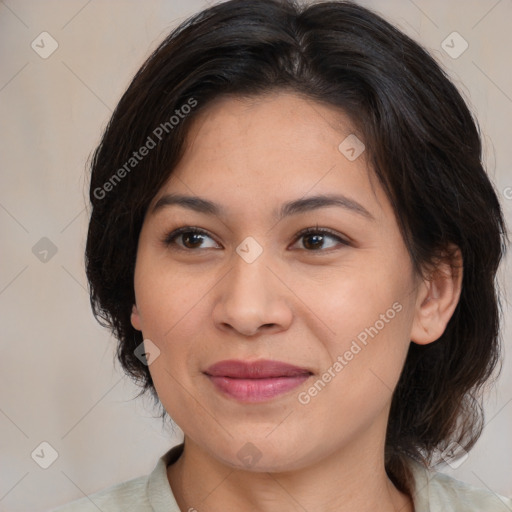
[130,91,463,512]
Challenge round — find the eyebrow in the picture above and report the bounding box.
[151,193,375,221]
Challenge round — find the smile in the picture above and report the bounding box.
[204,359,313,403]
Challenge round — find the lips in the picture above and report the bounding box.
[204,359,313,402]
[204,359,313,379]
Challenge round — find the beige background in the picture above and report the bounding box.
[1,0,511,510]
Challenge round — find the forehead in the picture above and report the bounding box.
[149,91,387,220]
[183,91,360,168]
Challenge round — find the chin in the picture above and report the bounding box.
[209,436,313,473]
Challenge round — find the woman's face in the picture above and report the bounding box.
[131,91,424,471]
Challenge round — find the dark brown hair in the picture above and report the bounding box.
[84,0,508,494]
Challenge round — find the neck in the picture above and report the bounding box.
[166,428,413,512]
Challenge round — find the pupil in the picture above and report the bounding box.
[305,234,323,250]
[184,233,203,248]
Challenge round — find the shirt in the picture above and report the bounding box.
[50,443,512,511]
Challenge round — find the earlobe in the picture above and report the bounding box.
[410,245,463,346]
[131,304,142,331]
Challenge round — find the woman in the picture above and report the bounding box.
[52,0,511,510]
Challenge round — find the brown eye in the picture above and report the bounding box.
[180,231,207,249]
[162,227,220,250]
[293,228,349,252]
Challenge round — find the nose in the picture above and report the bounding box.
[212,250,293,337]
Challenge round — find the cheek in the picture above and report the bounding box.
[296,261,414,394]
[295,259,409,339]
[133,253,209,336]
[134,262,216,374]
[297,309,411,446]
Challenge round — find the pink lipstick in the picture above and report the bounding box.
[204,359,312,403]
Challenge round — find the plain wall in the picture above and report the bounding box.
[1,1,511,510]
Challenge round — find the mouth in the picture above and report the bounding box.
[203,359,313,403]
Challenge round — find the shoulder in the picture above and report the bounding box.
[408,457,512,512]
[49,474,151,512]
[49,444,184,512]
[428,470,512,511]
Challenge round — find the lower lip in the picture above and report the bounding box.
[206,374,311,402]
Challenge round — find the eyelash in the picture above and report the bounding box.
[161,225,350,253]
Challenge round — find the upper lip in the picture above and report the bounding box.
[204,359,313,379]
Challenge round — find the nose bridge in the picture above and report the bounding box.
[227,239,274,311]
[213,237,292,336]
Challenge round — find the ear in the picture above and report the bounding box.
[410,245,463,345]
[131,304,142,331]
